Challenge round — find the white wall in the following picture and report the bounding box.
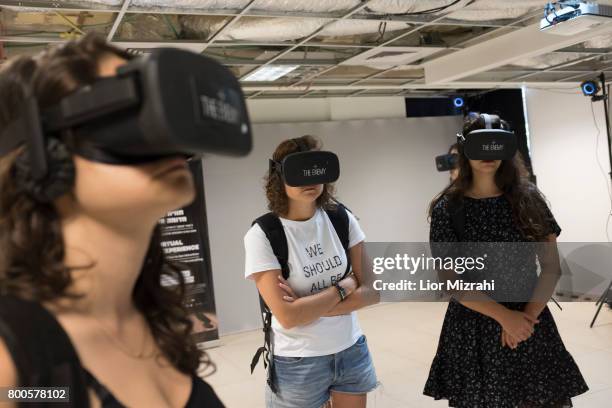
[525,88,612,242]
[246,96,407,123]
[203,89,612,335]
[203,115,460,335]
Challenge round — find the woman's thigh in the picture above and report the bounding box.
[331,335,378,395]
[330,391,367,408]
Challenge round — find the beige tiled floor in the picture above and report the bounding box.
[205,302,612,408]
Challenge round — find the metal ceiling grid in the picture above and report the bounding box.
[0,0,610,99]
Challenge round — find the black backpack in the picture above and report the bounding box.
[249,204,352,393]
[0,295,90,407]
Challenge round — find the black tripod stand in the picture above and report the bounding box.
[590,72,612,328]
[591,280,612,328]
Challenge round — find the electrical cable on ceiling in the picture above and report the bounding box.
[409,0,464,15]
[162,14,180,39]
[376,21,387,43]
[365,0,474,17]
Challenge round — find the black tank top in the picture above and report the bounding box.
[0,295,225,408]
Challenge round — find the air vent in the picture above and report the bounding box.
[341,46,445,69]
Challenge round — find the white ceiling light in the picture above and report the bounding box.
[241,65,299,81]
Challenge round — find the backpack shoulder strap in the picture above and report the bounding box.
[250,213,288,392]
[0,295,90,407]
[325,203,352,278]
[253,212,289,279]
[446,196,465,242]
[325,204,350,251]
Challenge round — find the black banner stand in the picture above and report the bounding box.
[159,160,220,345]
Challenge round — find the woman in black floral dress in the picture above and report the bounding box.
[423,113,588,407]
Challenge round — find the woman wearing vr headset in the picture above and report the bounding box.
[244,136,379,408]
[0,36,224,407]
[423,113,588,407]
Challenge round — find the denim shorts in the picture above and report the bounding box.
[265,335,378,408]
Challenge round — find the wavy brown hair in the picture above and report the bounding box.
[428,113,553,242]
[265,135,336,216]
[0,34,209,375]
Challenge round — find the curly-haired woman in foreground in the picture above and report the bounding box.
[0,35,224,407]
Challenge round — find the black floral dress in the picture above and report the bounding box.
[423,195,589,408]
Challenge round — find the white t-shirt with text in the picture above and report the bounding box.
[244,208,365,357]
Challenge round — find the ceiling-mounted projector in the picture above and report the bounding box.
[540,1,612,35]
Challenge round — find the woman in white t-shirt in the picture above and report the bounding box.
[244,135,379,408]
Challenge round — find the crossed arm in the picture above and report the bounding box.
[322,242,379,316]
[252,241,379,329]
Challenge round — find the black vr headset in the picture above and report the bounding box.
[0,48,252,180]
[269,139,339,187]
[435,153,458,172]
[458,113,517,160]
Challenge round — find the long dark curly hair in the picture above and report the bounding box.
[0,34,209,375]
[265,135,336,216]
[428,113,553,242]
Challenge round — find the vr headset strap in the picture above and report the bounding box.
[0,97,48,180]
[291,138,309,152]
[44,77,140,132]
[0,295,90,407]
[482,113,493,130]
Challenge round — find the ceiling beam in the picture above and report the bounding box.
[348,89,369,97]
[556,62,612,82]
[0,35,64,43]
[200,0,256,51]
[208,58,343,66]
[505,51,612,82]
[556,47,612,55]
[241,81,582,92]
[298,90,318,98]
[291,65,340,87]
[424,22,612,84]
[210,41,359,48]
[111,40,208,53]
[0,1,119,13]
[247,91,264,99]
[107,0,131,42]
